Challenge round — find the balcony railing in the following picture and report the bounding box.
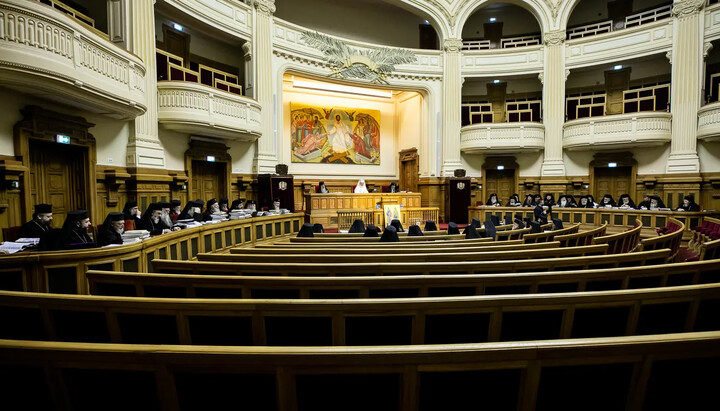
[462,35,540,51]
[506,99,542,122]
[35,0,107,39]
[567,4,672,39]
[156,50,242,96]
[462,102,494,124]
[566,92,607,121]
[623,83,670,113]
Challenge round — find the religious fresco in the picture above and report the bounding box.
[290,103,381,165]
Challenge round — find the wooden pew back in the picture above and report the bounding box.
[523,223,581,244]
[231,241,560,255]
[86,260,720,299]
[639,218,685,262]
[2,332,719,410]
[150,249,672,276]
[197,244,609,264]
[1,283,718,346]
[592,219,642,254]
[555,223,608,247]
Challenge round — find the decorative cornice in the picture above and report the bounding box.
[443,38,463,53]
[253,0,275,15]
[544,30,566,46]
[672,0,705,18]
[242,41,252,59]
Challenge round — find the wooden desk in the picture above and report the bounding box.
[0,213,304,294]
[306,192,422,228]
[470,206,720,239]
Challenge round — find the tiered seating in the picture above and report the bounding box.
[640,218,685,262]
[554,222,608,247]
[689,216,720,253]
[2,221,720,409]
[522,223,581,243]
[591,219,643,254]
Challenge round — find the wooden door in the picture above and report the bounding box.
[191,160,227,201]
[594,166,632,200]
[399,149,419,193]
[29,140,87,226]
[484,169,515,204]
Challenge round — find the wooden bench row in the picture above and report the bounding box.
[200,244,610,264]
[638,218,685,262]
[231,240,561,255]
[522,223,581,243]
[86,260,720,300]
[554,222,608,247]
[151,249,671,276]
[1,332,718,410]
[591,219,643,254]
[1,283,719,347]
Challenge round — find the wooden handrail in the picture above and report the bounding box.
[35,0,108,39]
[156,49,242,95]
[555,223,608,247]
[232,241,560,254]
[523,223,581,243]
[86,259,720,299]
[592,219,642,253]
[150,249,672,276]
[639,218,685,262]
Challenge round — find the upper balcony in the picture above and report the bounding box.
[460,100,544,153]
[155,50,261,141]
[698,102,720,142]
[0,0,147,119]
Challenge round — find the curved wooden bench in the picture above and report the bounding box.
[86,260,720,299]
[262,237,498,248]
[2,332,719,410]
[592,219,642,254]
[555,223,608,247]
[197,244,609,264]
[231,241,561,255]
[315,230,451,237]
[639,218,685,262]
[150,249,672,276]
[1,283,718,346]
[494,227,531,241]
[523,223,581,244]
[698,237,720,261]
[689,216,720,252]
[290,234,468,243]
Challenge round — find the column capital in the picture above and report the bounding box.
[443,38,464,53]
[543,30,566,46]
[253,0,276,15]
[672,0,705,18]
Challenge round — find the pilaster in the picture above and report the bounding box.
[666,0,705,173]
[253,0,277,174]
[441,38,463,176]
[541,30,567,177]
[127,0,165,169]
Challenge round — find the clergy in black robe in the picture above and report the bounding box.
[138,203,171,236]
[364,225,379,237]
[98,212,125,247]
[463,218,481,235]
[676,195,700,212]
[219,199,229,213]
[424,221,438,231]
[529,221,542,234]
[348,219,365,233]
[202,198,219,221]
[60,210,95,250]
[408,225,423,236]
[17,203,53,239]
[618,194,636,209]
[178,201,203,222]
[380,225,399,242]
[158,202,177,230]
[600,194,616,207]
[122,201,141,229]
[464,225,481,239]
[447,222,460,235]
[552,218,563,230]
[312,224,324,233]
[230,199,244,210]
[297,223,314,237]
[390,219,404,232]
[170,200,182,216]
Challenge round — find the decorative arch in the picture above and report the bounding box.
[388,0,453,42]
[454,0,553,39]
[557,0,588,31]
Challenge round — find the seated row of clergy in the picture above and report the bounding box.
[316,180,402,194]
[6,197,286,252]
[298,212,554,242]
[487,193,699,211]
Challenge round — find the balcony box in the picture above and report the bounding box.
[460,122,544,154]
[698,102,720,142]
[563,112,671,150]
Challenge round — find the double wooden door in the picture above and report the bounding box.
[191,160,227,202]
[594,166,632,200]
[484,169,516,204]
[28,140,88,227]
[399,149,419,193]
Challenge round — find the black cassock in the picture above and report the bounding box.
[97,229,123,247]
[17,220,51,239]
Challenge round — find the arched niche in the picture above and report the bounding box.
[456,0,550,39]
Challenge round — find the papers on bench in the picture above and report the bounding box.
[122,230,150,242]
[0,241,34,253]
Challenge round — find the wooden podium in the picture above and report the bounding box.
[257,174,295,212]
[448,178,471,224]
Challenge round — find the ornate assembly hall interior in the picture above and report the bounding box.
[2,0,720,409]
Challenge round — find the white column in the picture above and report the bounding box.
[666,0,705,173]
[441,38,463,176]
[253,0,277,174]
[540,30,567,176]
[127,0,165,168]
[107,0,131,49]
